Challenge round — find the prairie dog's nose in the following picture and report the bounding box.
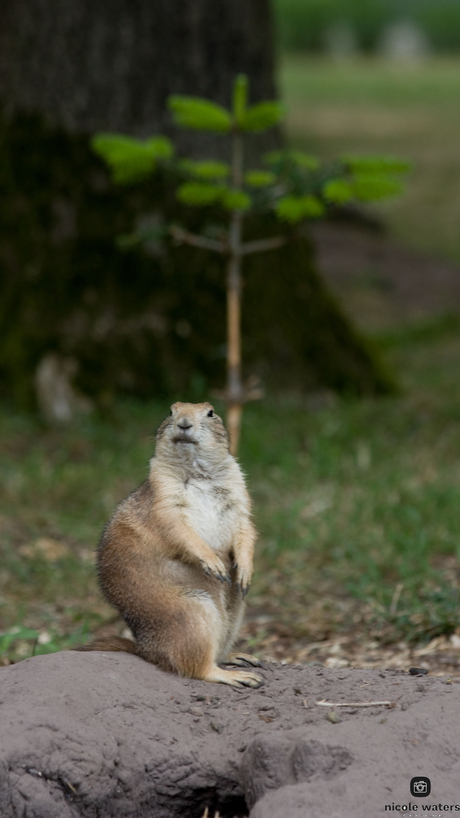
[177,416,193,430]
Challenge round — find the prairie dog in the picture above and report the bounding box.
[79,402,262,688]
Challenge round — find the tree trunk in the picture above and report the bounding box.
[0,0,279,158]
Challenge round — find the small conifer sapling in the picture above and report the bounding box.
[92,75,409,453]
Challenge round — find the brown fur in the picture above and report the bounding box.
[77,402,262,688]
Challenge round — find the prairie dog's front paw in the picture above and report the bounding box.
[235,562,253,597]
[200,553,230,584]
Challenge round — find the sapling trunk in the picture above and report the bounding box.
[226,219,242,454]
[167,125,284,455]
[226,132,244,455]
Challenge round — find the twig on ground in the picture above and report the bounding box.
[316,699,395,708]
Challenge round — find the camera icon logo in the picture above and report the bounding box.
[410,777,431,797]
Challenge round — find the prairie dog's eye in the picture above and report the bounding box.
[207,409,214,417]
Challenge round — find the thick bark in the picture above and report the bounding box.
[0,0,279,157]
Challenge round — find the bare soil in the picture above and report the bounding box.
[1,650,459,818]
[311,221,460,331]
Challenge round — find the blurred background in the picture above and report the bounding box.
[276,0,460,328]
[1,0,460,675]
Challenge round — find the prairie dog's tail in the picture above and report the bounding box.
[74,636,137,654]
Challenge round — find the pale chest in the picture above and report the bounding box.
[181,479,241,551]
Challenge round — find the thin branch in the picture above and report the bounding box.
[210,376,264,407]
[239,236,287,256]
[169,225,225,254]
[169,227,287,257]
[315,700,395,708]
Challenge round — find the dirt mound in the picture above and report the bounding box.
[1,651,459,817]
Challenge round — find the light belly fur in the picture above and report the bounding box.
[182,483,238,552]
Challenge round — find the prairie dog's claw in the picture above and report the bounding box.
[204,666,264,688]
[235,563,252,597]
[200,556,230,584]
[225,652,263,668]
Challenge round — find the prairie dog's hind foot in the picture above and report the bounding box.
[224,652,263,667]
[203,664,263,688]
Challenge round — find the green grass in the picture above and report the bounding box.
[279,56,460,263]
[248,322,460,644]
[2,321,460,660]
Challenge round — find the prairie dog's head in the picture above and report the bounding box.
[155,402,230,465]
